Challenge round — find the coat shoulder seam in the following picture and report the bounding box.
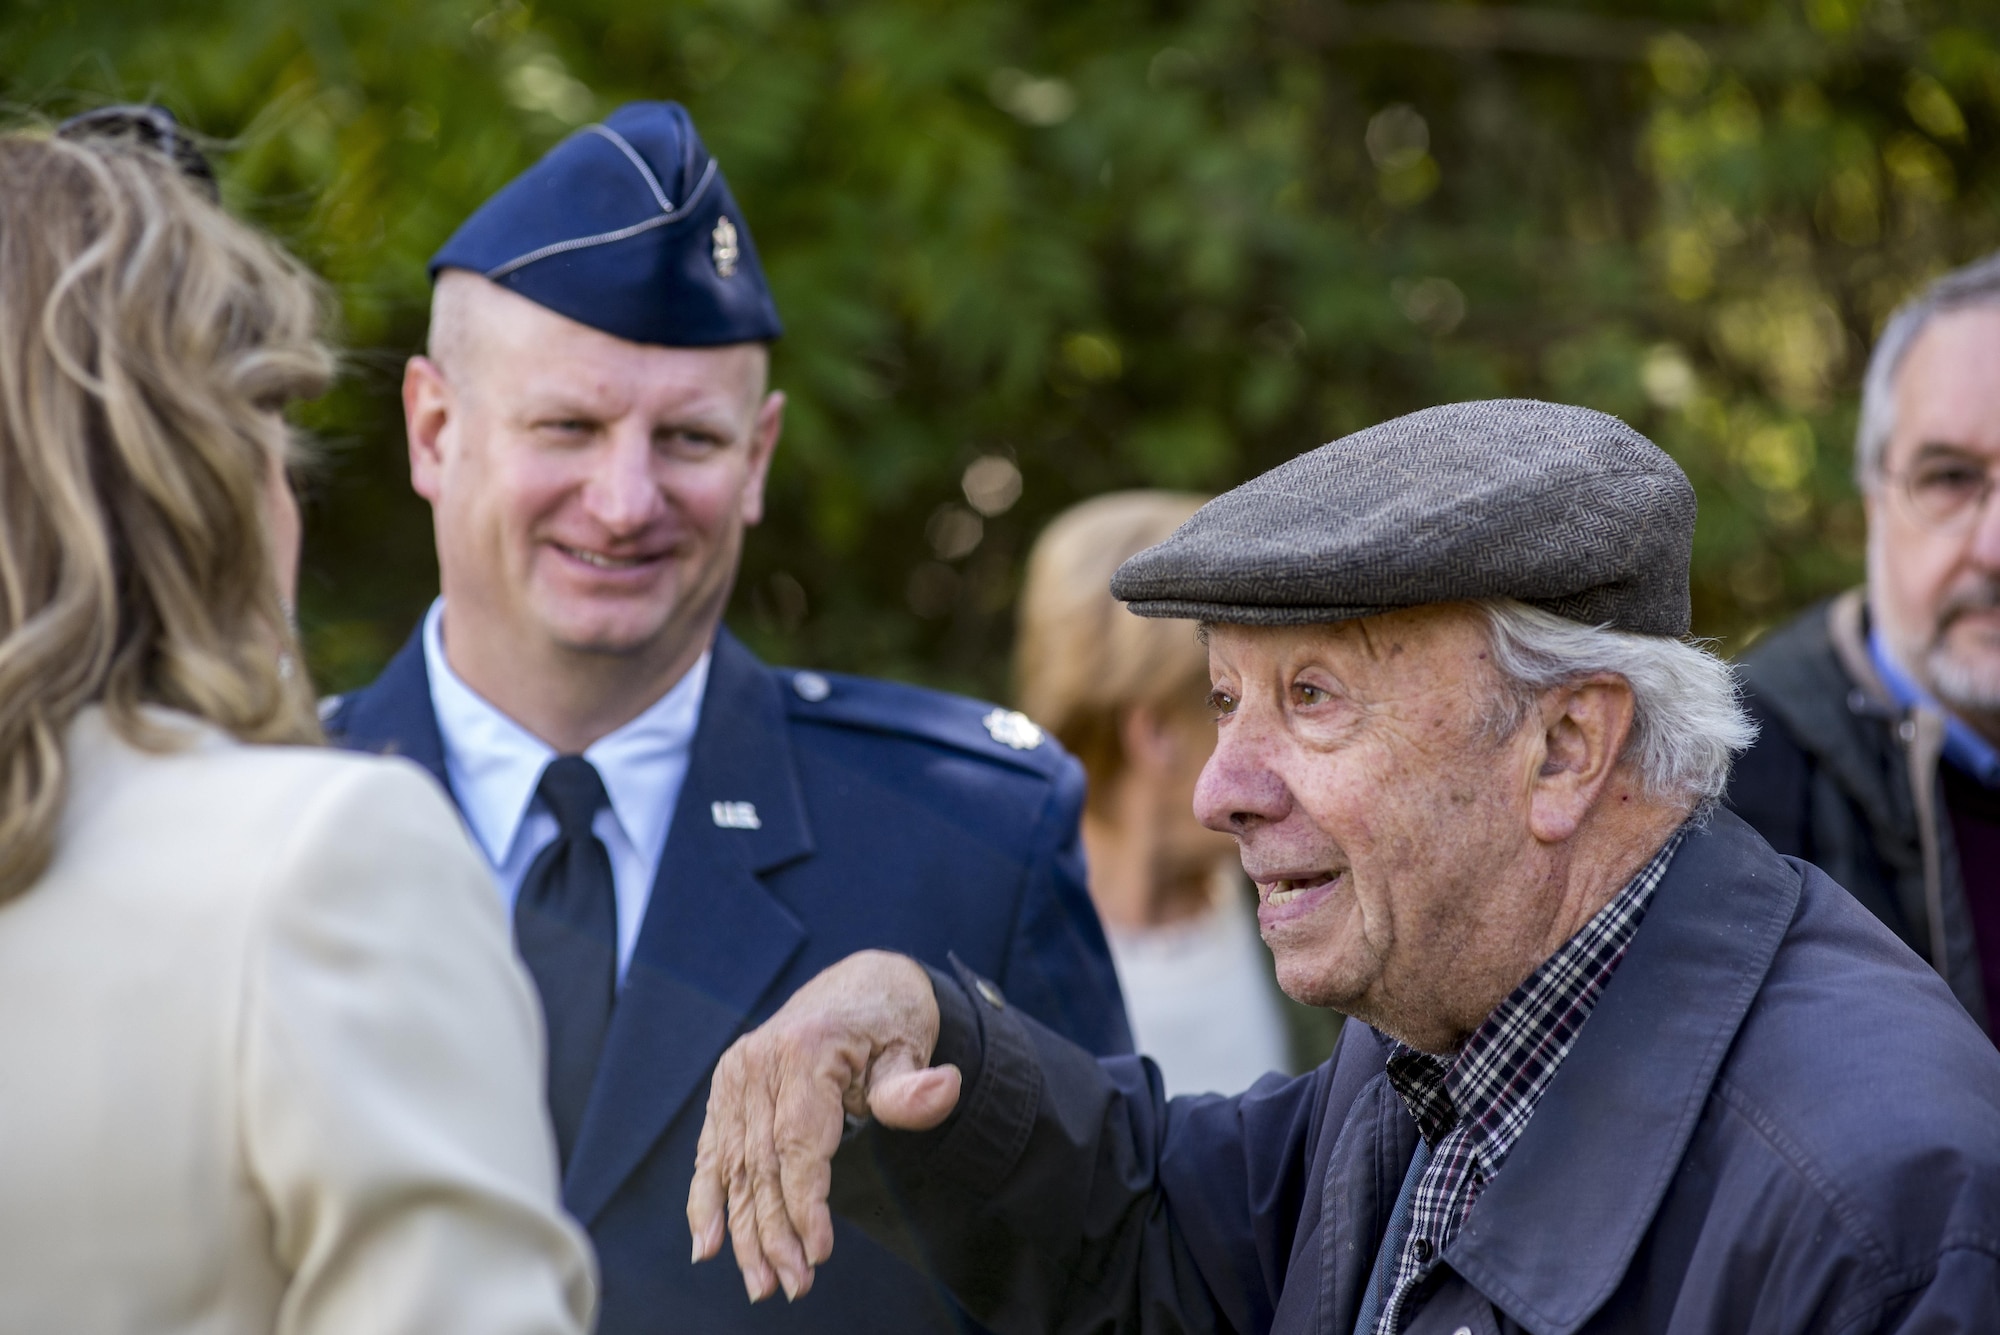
[1709,1075,1896,1273]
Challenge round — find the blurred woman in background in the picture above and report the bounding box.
[0,112,593,1333]
[1017,491,1339,1095]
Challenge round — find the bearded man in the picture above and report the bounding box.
[1728,253,2000,1038]
[689,400,2000,1333]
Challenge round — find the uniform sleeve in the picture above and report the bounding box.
[992,750,1136,1056]
[835,960,1332,1335]
[238,759,597,1335]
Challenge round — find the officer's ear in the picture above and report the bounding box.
[405,354,454,504]
[740,387,784,527]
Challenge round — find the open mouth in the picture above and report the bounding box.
[554,542,660,571]
[1262,872,1339,905]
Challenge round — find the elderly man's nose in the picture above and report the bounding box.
[1193,730,1289,832]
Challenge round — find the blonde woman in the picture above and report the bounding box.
[1016,491,1340,1095]
[0,113,594,1333]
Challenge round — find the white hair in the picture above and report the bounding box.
[1856,250,2000,488]
[1473,599,1756,806]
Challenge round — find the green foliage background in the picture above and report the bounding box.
[6,0,1999,699]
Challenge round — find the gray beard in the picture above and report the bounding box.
[1926,639,2000,719]
[1914,576,2000,724]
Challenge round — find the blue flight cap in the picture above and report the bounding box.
[430,101,782,347]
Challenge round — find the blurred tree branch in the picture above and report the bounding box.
[1296,2,1716,61]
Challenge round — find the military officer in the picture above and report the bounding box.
[324,100,1132,1335]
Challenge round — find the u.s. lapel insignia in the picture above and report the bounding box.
[982,708,1044,751]
[711,216,740,278]
[711,800,761,829]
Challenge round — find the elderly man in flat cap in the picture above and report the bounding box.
[689,400,2000,1333]
[323,101,1131,1335]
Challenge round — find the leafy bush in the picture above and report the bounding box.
[8,0,1997,697]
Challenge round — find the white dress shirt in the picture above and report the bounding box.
[423,598,709,981]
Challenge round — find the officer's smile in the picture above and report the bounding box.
[551,540,666,574]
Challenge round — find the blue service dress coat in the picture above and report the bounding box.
[326,626,1133,1334]
[833,810,2000,1333]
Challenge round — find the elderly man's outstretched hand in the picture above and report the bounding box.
[687,950,960,1304]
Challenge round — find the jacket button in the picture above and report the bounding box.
[1411,1237,1434,1263]
[1453,1327,1472,1335]
[792,671,832,702]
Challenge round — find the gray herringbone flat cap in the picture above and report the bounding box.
[1110,399,1695,635]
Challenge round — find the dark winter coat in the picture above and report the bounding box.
[1728,589,1990,1029]
[835,811,2000,1334]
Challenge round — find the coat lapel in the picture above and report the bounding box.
[1311,1039,1419,1333]
[563,630,815,1225]
[1441,810,1799,1334]
[324,626,450,792]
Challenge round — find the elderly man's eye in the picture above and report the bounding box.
[1914,462,1987,499]
[1293,682,1331,706]
[1206,688,1238,719]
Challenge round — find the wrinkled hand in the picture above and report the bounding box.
[687,950,961,1304]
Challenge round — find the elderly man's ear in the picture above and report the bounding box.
[1526,676,1638,844]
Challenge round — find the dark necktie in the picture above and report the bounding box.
[514,755,618,1169]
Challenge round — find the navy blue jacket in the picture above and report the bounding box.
[327,626,1132,1334]
[837,810,2000,1333]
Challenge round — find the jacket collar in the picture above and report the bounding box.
[1438,809,1800,1335]
[562,628,816,1224]
[1817,591,1950,843]
[325,624,450,791]
[1827,592,1960,990]
[336,622,816,883]
[1864,607,2000,788]
[334,623,820,1225]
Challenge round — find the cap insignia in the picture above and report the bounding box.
[712,215,740,278]
[982,709,1044,751]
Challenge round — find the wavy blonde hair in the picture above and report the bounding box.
[1015,491,1212,811]
[0,126,332,902]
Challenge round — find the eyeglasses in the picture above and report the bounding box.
[1887,451,2000,527]
[54,104,219,201]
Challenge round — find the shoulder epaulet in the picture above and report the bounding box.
[774,667,1068,778]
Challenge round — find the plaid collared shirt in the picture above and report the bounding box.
[1371,826,1689,1335]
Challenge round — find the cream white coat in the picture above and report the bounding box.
[0,709,596,1334]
